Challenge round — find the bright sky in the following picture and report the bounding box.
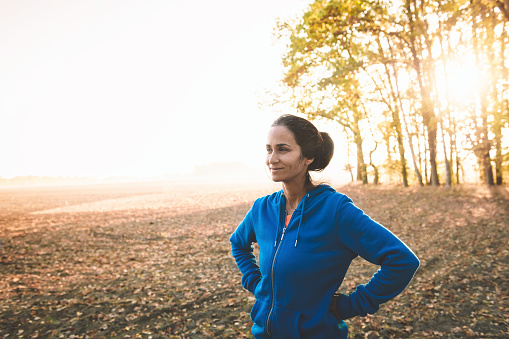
[0,0,350,184]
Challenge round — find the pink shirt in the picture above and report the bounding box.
[286,213,292,227]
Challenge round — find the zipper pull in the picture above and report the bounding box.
[280,226,287,241]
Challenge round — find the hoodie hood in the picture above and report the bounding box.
[269,184,336,247]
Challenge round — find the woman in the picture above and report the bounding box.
[230,114,419,338]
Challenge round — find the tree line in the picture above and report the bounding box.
[274,0,509,186]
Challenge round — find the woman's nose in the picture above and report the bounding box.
[268,152,279,164]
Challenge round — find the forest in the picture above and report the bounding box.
[272,0,509,187]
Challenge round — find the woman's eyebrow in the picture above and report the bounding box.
[266,143,292,148]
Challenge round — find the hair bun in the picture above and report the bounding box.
[309,131,334,171]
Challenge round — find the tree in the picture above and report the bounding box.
[278,0,387,184]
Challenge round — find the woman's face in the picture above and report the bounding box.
[266,126,313,184]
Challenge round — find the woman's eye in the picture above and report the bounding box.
[279,148,289,152]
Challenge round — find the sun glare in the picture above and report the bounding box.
[446,60,480,107]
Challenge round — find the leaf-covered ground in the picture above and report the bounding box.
[0,182,508,338]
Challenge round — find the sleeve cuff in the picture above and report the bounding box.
[335,293,358,320]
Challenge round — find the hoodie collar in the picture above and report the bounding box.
[272,184,334,247]
[270,184,334,207]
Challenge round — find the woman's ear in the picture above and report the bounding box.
[305,158,314,166]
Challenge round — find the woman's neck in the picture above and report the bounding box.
[282,180,314,213]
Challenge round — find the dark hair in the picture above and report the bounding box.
[272,114,334,182]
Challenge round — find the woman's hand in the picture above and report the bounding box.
[329,293,342,320]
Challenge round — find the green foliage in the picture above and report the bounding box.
[274,0,509,186]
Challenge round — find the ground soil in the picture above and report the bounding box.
[0,182,508,338]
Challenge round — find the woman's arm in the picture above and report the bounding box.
[230,207,261,294]
[333,196,420,320]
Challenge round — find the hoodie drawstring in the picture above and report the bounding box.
[274,203,281,247]
[274,192,310,248]
[294,194,308,247]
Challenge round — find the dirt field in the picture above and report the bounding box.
[1,181,508,338]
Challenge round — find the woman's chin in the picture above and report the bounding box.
[270,174,283,182]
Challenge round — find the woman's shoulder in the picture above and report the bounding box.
[251,190,283,207]
[313,184,352,204]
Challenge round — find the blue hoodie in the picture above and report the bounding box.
[230,185,419,338]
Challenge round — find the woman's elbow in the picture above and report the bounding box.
[407,251,420,275]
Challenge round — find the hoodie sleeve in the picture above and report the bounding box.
[334,196,420,320]
[229,204,261,294]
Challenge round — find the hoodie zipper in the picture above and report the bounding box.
[266,211,289,336]
[265,192,311,336]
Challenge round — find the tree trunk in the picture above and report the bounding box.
[404,0,440,186]
[456,153,461,185]
[353,113,367,184]
[435,8,452,186]
[451,117,460,184]
[395,117,409,187]
[379,36,411,187]
[427,124,440,185]
[493,124,503,185]
[472,0,495,186]
[439,120,452,187]
[348,166,354,182]
[416,114,424,182]
[422,20,441,186]
[493,18,506,185]
[483,149,495,186]
[487,7,504,185]
[355,137,368,184]
[476,116,495,186]
[345,132,355,183]
[424,127,429,185]
[371,164,379,185]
